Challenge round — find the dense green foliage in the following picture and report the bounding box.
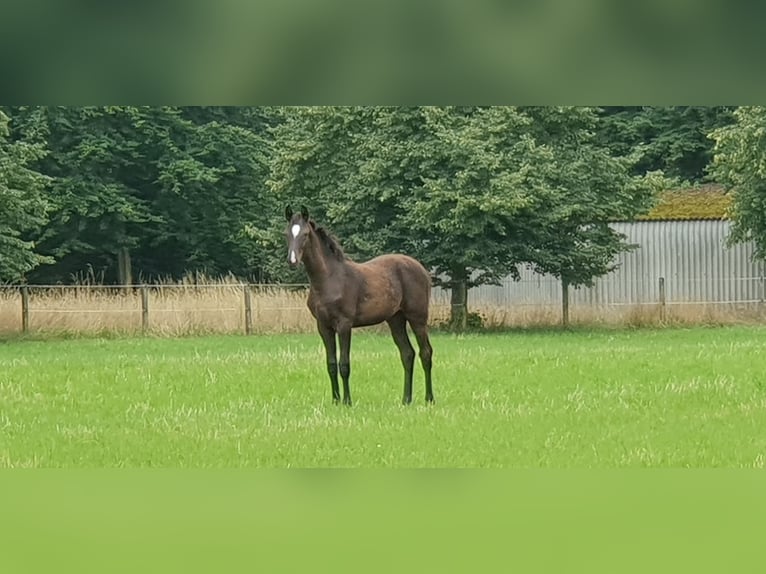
[519,107,664,289]
[269,106,665,325]
[710,106,766,259]
[0,105,755,324]
[597,106,735,182]
[3,106,276,284]
[0,110,51,282]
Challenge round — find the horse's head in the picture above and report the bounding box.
[284,205,311,268]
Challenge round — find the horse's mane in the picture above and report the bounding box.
[310,220,346,261]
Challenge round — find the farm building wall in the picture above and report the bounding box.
[433,220,766,308]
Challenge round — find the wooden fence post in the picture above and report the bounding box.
[21,286,30,334]
[140,285,149,333]
[659,276,666,323]
[243,284,253,335]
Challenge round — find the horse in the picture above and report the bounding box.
[284,205,434,406]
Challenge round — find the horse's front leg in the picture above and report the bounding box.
[337,323,353,406]
[317,321,340,403]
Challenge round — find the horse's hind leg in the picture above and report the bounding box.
[337,322,353,406]
[410,320,434,403]
[387,312,415,404]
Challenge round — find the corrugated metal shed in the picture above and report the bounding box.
[433,220,764,309]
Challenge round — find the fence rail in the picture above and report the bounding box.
[2,275,766,337]
[3,221,765,334]
[0,283,315,336]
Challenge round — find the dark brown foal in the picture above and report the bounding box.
[285,205,433,405]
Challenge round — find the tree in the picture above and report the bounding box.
[18,106,164,284]
[521,107,666,324]
[270,106,655,328]
[270,107,548,326]
[597,106,735,183]
[8,106,275,284]
[381,106,560,328]
[709,106,766,260]
[0,109,51,282]
[266,106,396,284]
[166,107,277,281]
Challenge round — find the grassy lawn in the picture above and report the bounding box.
[2,325,766,467]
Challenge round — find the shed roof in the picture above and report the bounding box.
[637,183,732,221]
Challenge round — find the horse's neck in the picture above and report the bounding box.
[303,238,345,288]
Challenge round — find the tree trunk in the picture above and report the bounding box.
[117,247,133,288]
[561,277,570,327]
[450,275,468,331]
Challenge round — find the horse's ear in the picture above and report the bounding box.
[300,205,309,220]
[284,205,293,221]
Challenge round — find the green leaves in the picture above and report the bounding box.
[269,106,662,321]
[596,106,735,183]
[710,106,766,259]
[517,107,664,287]
[1,105,737,296]
[5,106,277,283]
[0,109,52,282]
[270,107,539,287]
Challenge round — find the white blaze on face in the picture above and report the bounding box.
[289,224,300,263]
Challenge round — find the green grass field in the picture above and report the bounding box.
[2,325,766,468]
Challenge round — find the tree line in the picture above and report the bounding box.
[2,106,759,326]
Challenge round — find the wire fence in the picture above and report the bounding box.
[2,274,766,337]
[4,221,764,335]
[0,283,314,336]
[439,275,766,328]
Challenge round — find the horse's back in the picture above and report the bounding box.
[359,254,431,289]
[353,254,431,324]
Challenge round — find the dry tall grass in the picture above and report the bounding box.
[2,279,765,337]
[0,279,318,337]
[456,301,766,329]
